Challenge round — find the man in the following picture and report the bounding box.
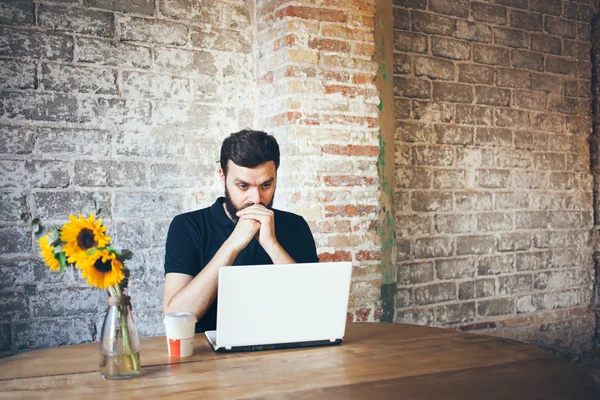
[163,129,319,333]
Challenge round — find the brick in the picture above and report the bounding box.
[476,169,510,189]
[394,77,431,99]
[512,170,549,189]
[0,0,34,26]
[494,28,529,49]
[531,113,564,133]
[33,191,111,220]
[455,192,493,212]
[533,152,565,170]
[39,4,114,37]
[457,148,495,168]
[437,258,476,279]
[393,54,411,75]
[1,159,69,189]
[83,0,154,15]
[42,64,117,95]
[475,86,510,107]
[414,237,453,259]
[532,289,582,311]
[0,324,9,351]
[395,214,434,237]
[473,44,510,66]
[548,211,583,229]
[73,160,146,187]
[396,168,432,189]
[454,21,492,43]
[433,82,473,103]
[396,308,435,325]
[412,11,453,36]
[411,191,453,212]
[121,71,191,100]
[393,0,427,9]
[37,128,111,156]
[0,191,25,221]
[321,24,373,42]
[392,8,410,30]
[413,146,455,167]
[577,22,591,41]
[495,192,529,209]
[478,298,514,317]
[478,254,514,275]
[456,235,495,255]
[16,318,95,350]
[414,282,456,305]
[497,68,530,89]
[576,60,591,79]
[395,122,435,142]
[0,92,78,122]
[433,170,465,189]
[191,27,251,53]
[511,50,544,71]
[309,38,351,53]
[396,287,414,308]
[436,302,476,325]
[548,171,576,190]
[515,211,548,230]
[432,37,471,60]
[0,28,73,61]
[563,40,590,60]
[114,192,181,218]
[513,91,546,111]
[154,48,217,77]
[477,212,513,232]
[458,64,495,85]
[411,101,454,123]
[32,288,105,318]
[430,0,469,17]
[81,98,151,126]
[547,96,580,114]
[275,6,348,23]
[544,17,577,39]
[471,3,507,25]
[393,31,427,53]
[564,3,593,22]
[75,38,151,68]
[495,108,529,128]
[534,270,586,291]
[475,127,512,147]
[496,0,528,9]
[459,279,495,300]
[509,10,543,31]
[120,16,188,46]
[498,232,531,252]
[546,56,578,76]
[0,226,30,255]
[435,214,477,234]
[160,0,222,24]
[397,261,434,284]
[496,148,533,168]
[499,274,533,295]
[530,33,561,55]
[531,74,564,93]
[323,175,376,187]
[455,104,494,125]
[414,57,454,80]
[396,239,411,262]
[0,60,36,90]
[435,125,473,145]
[530,0,561,16]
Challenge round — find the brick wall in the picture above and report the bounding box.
[393,0,597,350]
[0,0,253,354]
[254,0,383,322]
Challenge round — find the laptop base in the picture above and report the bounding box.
[205,330,342,353]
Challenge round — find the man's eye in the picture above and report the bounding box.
[262,183,271,189]
[238,184,248,189]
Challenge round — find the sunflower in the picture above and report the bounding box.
[79,249,124,289]
[60,214,110,265]
[38,233,60,272]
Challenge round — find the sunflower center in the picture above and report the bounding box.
[94,258,113,273]
[76,228,97,250]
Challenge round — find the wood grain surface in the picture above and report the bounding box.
[1,323,598,399]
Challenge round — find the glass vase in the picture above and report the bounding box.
[99,291,141,380]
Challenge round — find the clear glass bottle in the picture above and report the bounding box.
[98,290,141,380]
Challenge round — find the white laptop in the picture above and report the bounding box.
[205,261,352,352]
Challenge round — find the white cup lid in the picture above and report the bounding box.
[163,312,197,325]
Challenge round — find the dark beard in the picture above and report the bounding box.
[224,185,275,223]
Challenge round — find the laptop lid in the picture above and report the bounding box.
[215,261,352,349]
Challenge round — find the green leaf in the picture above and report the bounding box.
[58,252,67,274]
[119,249,134,260]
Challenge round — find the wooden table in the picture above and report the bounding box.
[1,323,598,399]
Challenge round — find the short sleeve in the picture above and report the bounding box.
[164,214,200,276]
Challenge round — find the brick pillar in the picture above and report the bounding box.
[591,4,600,348]
[255,0,383,321]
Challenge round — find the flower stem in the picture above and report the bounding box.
[113,285,140,371]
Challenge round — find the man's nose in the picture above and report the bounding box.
[248,187,260,204]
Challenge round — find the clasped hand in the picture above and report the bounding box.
[229,204,277,251]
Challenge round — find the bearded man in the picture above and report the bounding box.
[163,129,319,332]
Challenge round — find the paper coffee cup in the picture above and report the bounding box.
[163,312,197,358]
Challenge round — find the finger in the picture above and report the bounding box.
[239,212,271,222]
[237,208,272,217]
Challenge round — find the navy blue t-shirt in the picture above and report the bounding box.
[164,197,319,332]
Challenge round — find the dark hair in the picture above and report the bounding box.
[220,129,280,175]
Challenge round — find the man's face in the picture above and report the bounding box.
[219,160,277,222]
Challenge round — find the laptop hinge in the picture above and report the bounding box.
[329,338,336,342]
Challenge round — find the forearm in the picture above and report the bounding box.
[262,241,295,264]
[164,239,240,320]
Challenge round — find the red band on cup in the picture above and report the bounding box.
[169,338,181,357]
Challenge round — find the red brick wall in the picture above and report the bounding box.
[393,0,597,350]
[255,0,383,321]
